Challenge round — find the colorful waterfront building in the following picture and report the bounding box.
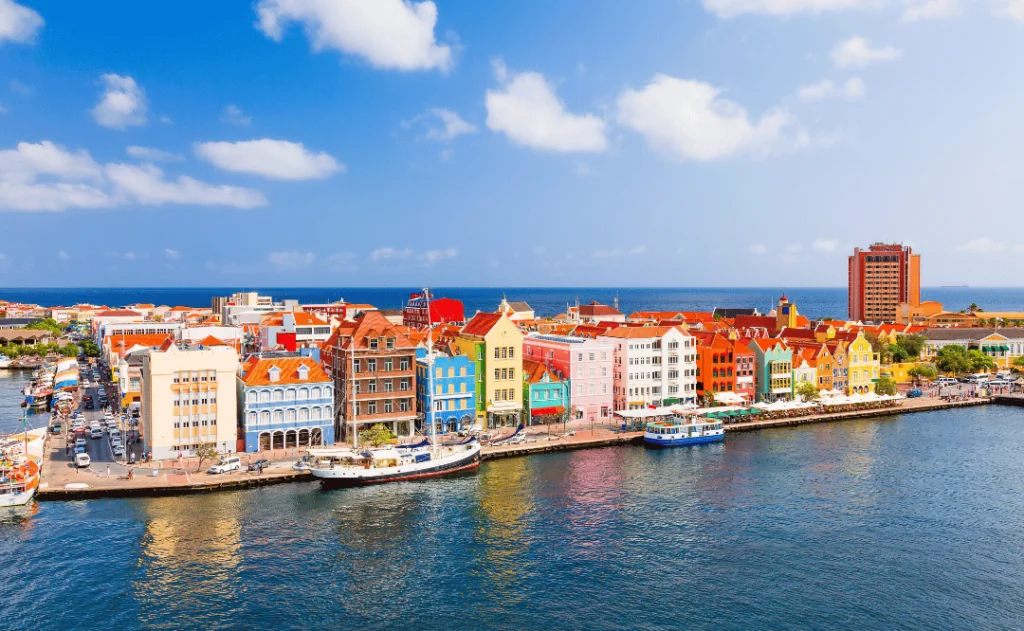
[827,341,849,393]
[599,326,698,410]
[416,346,476,434]
[454,312,523,428]
[522,333,613,422]
[238,352,335,452]
[522,360,571,425]
[259,311,332,352]
[693,332,737,401]
[733,338,756,402]
[788,342,836,391]
[847,331,880,394]
[747,338,793,402]
[323,311,418,441]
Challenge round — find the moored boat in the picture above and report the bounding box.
[308,439,481,487]
[643,415,724,448]
[0,353,11,369]
[0,423,45,508]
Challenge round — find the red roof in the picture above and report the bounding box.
[461,312,503,337]
[599,325,685,339]
[95,310,142,317]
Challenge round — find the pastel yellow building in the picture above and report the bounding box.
[141,340,240,460]
[455,312,523,428]
[847,331,880,394]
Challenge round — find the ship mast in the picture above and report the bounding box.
[425,288,437,458]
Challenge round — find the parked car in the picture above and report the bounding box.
[209,457,241,474]
[75,438,86,448]
[74,444,87,454]
[248,458,270,471]
[50,424,63,434]
[112,445,125,457]
[74,453,91,468]
[934,377,958,387]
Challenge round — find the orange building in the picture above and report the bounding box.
[848,243,921,323]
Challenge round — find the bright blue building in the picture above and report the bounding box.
[416,348,476,434]
[237,352,335,452]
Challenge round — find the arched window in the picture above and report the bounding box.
[312,407,322,420]
[298,388,308,400]
[311,387,321,400]
[247,391,257,404]
[299,408,309,422]
[272,410,283,424]
[259,411,270,425]
[286,409,296,422]
[259,390,270,403]
[247,412,257,426]
[286,389,296,401]
[712,355,718,364]
[273,389,283,402]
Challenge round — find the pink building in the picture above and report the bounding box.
[523,333,614,422]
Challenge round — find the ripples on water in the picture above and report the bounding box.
[3,406,1024,630]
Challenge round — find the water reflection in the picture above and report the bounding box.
[474,457,532,607]
[133,493,244,630]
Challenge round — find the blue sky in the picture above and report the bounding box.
[0,0,1022,288]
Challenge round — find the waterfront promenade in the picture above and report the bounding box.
[36,393,994,500]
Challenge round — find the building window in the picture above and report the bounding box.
[368,359,377,372]
[495,368,501,380]
[400,358,410,371]
[384,359,393,372]
[367,381,378,393]
[369,338,379,350]
[399,399,410,412]
[502,347,508,359]
[384,400,394,413]
[368,401,377,414]
[384,380,394,392]
[494,348,501,360]
[386,338,394,350]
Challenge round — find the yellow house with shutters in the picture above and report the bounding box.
[847,331,880,394]
[455,312,523,428]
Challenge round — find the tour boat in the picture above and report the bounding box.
[643,415,725,448]
[307,438,481,487]
[0,353,11,369]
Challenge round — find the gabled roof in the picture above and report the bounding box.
[522,359,562,384]
[196,335,228,347]
[506,301,532,312]
[578,302,623,317]
[461,312,503,337]
[751,337,789,352]
[241,356,330,386]
[599,325,685,339]
[331,311,415,351]
[777,327,816,341]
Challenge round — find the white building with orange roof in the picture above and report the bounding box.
[599,326,698,410]
[259,311,332,351]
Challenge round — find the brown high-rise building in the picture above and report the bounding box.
[848,243,920,323]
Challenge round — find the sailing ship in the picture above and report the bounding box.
[308,288,481,487]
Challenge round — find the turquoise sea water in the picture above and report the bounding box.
[2,404,1024,630]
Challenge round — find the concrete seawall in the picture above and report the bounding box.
[38,471,312,501]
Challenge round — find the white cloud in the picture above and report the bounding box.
[421,248,457,264]
[798,77,864,101]
[700,0,876,17]
[91,74,148,130]
[832,37,902,69]
[255,0,453,72]
[164,248,182,260]
[1002,0,1024,19]
[370,247,413,262]
[424,108,476,141]
[195,139,343,180]
[486,61,608,153]
[902,0,959,20]
[749,244,769,255]
[593,246,648,259]
[9,79,31,94]
[126,146,184,162]
[105,163,267,208]
[57,250,69,261]
[268,251,316,269]
[0,140,268,212]
[956,237,1005,253]
[813,238,839,252]
[159,115,173,125]
[221,104,251,126]
[617,75,805,161]
[0,104,7,115]
[0,0,43,44]
[779,243,805,263]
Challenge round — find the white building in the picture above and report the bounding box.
[599,326,698,410]
[140,340,240,460]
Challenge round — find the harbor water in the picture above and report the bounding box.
[3,404,1024,630]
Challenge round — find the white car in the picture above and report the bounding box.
[112,445,125,457]
[74,453,91,468]
[209,457,241,474]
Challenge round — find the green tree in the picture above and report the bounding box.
[968,303,982,314]
[895,334,926,359]
[79,339,100,357]
[25,318,62,335]
[796,381,819,402]
[935,345,972,375]
[194,443,220,472]
[889,344,910,363]
[908,364,938,381]
[966,350,995,373]
[60,343,79,357]
[1012,356,1024,373]
[360,423,396,447]
[875,375,898,396]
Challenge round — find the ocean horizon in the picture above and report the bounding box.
[1,286,1022,320]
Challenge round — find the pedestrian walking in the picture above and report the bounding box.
[106,464,110,478]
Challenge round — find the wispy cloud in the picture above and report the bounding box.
[221,104,251,126]
[268,251,316,269]
[593,245,647,259]
[956,237,1005,254]
[749,244,769,255]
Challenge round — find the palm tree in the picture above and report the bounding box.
[968,302,982,314]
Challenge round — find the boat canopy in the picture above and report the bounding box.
[615,407,676,419]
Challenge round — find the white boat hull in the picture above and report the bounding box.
[0,485,37,507]
[310,443,481,487]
